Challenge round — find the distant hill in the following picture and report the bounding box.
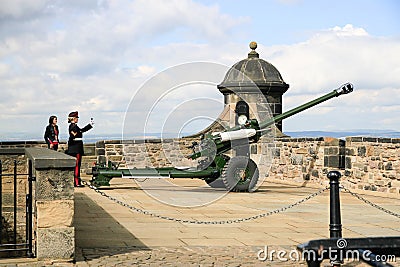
[285,130,400,139]
[1,130,400,142]
[83,130,400,142]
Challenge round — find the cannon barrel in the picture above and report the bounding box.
[187,83,353,160]
[258,82,353,130]
[216,83,353,135]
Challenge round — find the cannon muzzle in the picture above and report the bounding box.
[257,82,354,130]
[336,83,353,95]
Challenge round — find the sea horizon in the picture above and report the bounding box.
[1,129,400,143]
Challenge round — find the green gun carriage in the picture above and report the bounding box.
[90,83,353,192]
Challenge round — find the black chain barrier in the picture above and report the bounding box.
[340,185,400,219]
[82,180,328,224]
[82,181,400,224]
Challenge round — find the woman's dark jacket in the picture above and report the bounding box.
[67,123,92,155]
[44,124,59,147]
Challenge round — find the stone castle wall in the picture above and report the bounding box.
[268,137,331,185]
[1,137,400,195]
[0,147,76,260]
[95,138,200,169]
[96,137,400,195]
[344,137,400,193]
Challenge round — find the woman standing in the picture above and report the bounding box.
[44,115,59,150]
[67,111,93,187]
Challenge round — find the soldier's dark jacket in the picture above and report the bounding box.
[67,123,93,155]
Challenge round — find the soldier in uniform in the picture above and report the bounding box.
[67,111,93,187]
[44,115,59,150]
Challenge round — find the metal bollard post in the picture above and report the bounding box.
[328,170,342,238]
[328,170,343,266]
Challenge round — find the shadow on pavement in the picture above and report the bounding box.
[74,192,149,261]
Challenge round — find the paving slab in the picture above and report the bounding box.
[1,176,399,266]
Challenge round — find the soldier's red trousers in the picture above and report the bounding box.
[74,153,82,186]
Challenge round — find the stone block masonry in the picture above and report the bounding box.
[25,147,76,260]
[96,136,400,195]
[268,137,326,184]
[96,138,199,169]
[344,137,400,193]
[1,147,77,261]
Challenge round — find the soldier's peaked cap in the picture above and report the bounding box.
[68,111,79,118]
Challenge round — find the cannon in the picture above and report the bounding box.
[90,83,353,192]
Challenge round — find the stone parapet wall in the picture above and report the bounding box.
[268,137,325,184]
[96,138,200,169]
[1,138,399,195]
[344,137,400,193]
[1,147,76,260]
[0,141,67,152]
[97,136,400,195]
[25,148,76,260]
[267,137,347,186]
[0,141,95,176]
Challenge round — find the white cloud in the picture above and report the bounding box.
[255,24,400,131]
[331,24,369,37]
[0,63,10,77]
[277,0,302,5]
[265,24,400,94]
[122,65,157,79]
[0,0,48,18]
[0,0,399,139]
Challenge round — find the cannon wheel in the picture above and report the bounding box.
[205,178,226,188]
[221,156,259,192]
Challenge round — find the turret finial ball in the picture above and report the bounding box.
[249,41,257,50]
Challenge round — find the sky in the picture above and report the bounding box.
[0,0,399,141]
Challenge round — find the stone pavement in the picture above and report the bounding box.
[1,177,399,266]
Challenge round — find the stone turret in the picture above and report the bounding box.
[217,41,289,132]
